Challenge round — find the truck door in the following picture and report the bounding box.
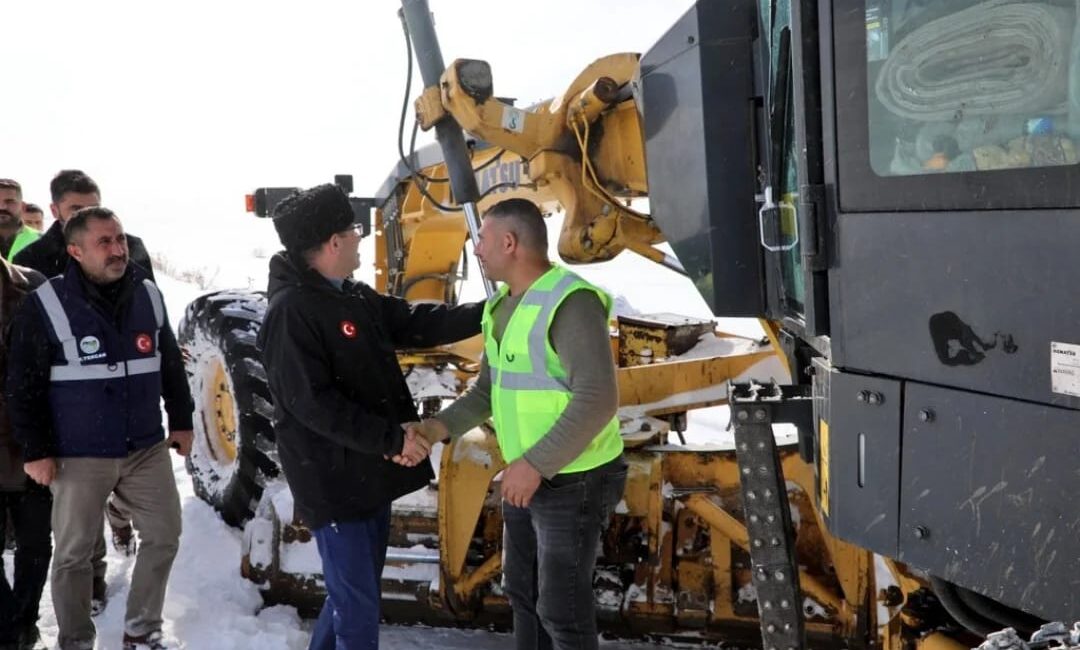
[828,0,1080,407]
[639,0,830,339]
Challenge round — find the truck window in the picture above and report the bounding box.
[761,0,805,315]
[865,0,1080,177]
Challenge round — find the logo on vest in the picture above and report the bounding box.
[79,336,101,355]
[340,320,358,339]
[135,333,153,354]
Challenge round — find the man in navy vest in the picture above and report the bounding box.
[14,171,146,617]
[6,207,193,650]
[15,171,146,563]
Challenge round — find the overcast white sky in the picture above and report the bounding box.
[1,0,696,272]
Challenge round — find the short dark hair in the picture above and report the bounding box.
[50,170,100,204]
[64,206,119,244]
[0,179,22,197]
[23,203,43,214]
[483,198,548,253]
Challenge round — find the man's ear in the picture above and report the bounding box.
[503,230,518,254]
[66,242,83,262]
[50,204,61,221]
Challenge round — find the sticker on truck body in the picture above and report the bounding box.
[1051,342,1080,397]
[501,106,525,133]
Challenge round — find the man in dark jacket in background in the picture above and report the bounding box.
[12,170,145,613]
[0,258,48,650]
[14,170,156,282]
[257,184,482,650]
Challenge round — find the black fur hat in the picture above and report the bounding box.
[272,184,354,253]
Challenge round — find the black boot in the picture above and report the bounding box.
[91,575,108,617]
[111,524,137,557]
[16,624,40,650]
[122,630,172,650]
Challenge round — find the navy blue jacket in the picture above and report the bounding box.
[6,262,193,459]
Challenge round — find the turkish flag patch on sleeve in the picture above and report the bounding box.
[340,320,358,339]
[135,333,154,354]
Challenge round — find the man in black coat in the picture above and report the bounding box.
[257,184,482,650]
[0,259,48,650]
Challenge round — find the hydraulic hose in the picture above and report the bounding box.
[954,583,1044,638]
[930,576,999,638]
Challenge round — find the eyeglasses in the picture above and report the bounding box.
[338,225,364,237]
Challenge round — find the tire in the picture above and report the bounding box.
[178,289,278,527]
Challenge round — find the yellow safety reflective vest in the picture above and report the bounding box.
[7,226,39,262]
[482,265,623,474]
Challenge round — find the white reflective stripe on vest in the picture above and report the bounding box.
[50,354,162,382]
[34,282,80,364]
[37,278,165,382]
[142,278,164,348]
[142,279,164,328]
[493,273,578,391]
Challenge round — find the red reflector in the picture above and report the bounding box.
[245,194,256,213]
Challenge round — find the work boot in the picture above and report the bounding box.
[122,631,173,650]
[111,523,137,556]
[16,624,41,650]
[91,576,108,616]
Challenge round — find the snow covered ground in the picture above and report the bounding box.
[10,426,671,650]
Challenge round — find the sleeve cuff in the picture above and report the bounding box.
[522,449,559,480]
[166,406,194,432]
[21,442,57,462]
[434,400,491,440]
[384,424,405,457]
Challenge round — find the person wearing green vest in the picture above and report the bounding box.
[401,198,627,650]
[20,204,45,233]
[7,227,38,263]
[0,179,40,262]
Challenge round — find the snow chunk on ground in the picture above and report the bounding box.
[405,366,459,401]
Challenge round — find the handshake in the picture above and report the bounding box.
[389,419,450,467]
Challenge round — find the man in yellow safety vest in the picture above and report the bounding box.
[402,198,627,650]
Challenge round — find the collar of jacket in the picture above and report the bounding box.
[60,257,147,318]
[0,259,34,327]
[1,259,34,293]
[42,219,65,247]
[268,251,362,298]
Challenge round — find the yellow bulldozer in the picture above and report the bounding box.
[178,0,1080,648]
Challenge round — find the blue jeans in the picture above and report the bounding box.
[502,457,627,650]
[309,505,391,650]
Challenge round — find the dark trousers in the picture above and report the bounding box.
[502,457,627,650]
[0,484,52,643]
[309,505,391,650]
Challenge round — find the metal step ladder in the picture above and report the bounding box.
[729,381,814,650]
